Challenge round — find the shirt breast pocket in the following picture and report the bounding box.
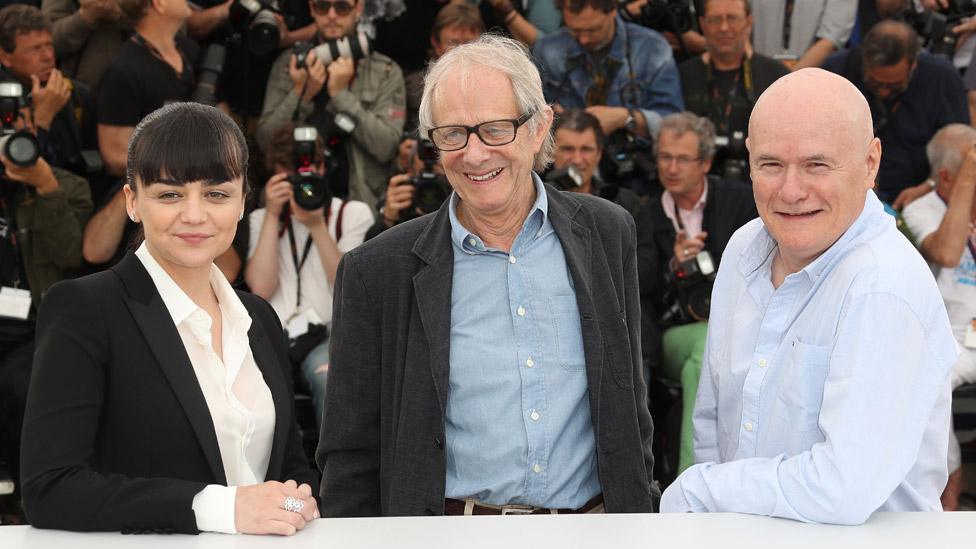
[776,341,831,432]
[549,295,585,372]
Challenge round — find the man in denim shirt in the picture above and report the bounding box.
[533,0,683,139]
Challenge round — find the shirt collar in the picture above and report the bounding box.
[662,178,709,215]
[739,191,886,281]
[448,172,549,254]
[135,242,251,332]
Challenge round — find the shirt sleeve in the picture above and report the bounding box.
[901,199,941,250]
[662,291,954,524]
[191,485,238,534]
[815,0,857,49]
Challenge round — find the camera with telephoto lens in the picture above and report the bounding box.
[293,32,371,69]
[544,165,583,191]
[400,139,450,220]
[904,1,976,59]
[288,125,330,211]
[0,81,39,172]
[228,0,282,56]
[630,0,694,35]
[661,249,716,325]
[191,43,227,106]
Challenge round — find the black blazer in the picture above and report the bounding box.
[317,184,658,516]
[21,253,318,534]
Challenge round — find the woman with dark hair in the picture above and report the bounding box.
[20,102,320,535]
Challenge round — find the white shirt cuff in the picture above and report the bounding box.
[191,484,239,534]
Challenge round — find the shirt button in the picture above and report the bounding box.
[517,307,526,317]
[532,463,542,473]
[509,255,516,264]
[757,358,767,368]
[526,358,535,368]
[530,410,541,421]
[744,422,754,432]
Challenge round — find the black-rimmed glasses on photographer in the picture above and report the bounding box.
[427,111,535,152]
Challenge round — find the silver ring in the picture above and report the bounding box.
[682,248,690,256]
[283,496,305,514]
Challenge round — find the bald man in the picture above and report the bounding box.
[660,68,957,524]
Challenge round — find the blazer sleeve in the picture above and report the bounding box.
[316,250,383,516]
[21,278,207,534]
[250,295,321,491]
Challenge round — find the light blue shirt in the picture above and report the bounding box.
[661,192,957,524]
[444,175,601,509]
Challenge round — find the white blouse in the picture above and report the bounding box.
[136,244,275,534]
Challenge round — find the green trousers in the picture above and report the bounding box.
[661,321,708,475]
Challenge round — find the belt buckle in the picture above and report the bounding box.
[500,506,536,515]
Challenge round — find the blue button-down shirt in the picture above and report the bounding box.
[533,14,683,136]
[443,175,600,509]
[661,192,957,524]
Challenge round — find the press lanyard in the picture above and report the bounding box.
[706,56,752,136]
[782,0,794,52]
[286,203,333,309]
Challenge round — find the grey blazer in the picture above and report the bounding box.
[317,184,658,516]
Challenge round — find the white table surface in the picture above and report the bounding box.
[1,512,974,549]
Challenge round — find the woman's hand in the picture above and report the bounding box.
[234,480,318,535]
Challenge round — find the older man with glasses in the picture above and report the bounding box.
[317,34,659,517]
[257,0,405,211]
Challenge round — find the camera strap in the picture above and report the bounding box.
[284,200,348,306]
[706,56,752,137]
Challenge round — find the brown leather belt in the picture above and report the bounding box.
[443,494,604,515]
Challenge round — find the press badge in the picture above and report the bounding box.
[0,287,30,320]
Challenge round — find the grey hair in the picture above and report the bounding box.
[927,123,976,179]
[654,112,717,161]
[418,33,554,171]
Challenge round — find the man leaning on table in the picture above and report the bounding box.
[660,68,957,524]
[316,34,657,516]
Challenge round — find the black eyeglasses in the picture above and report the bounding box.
[310,0,355,16]
[427,111,535,152]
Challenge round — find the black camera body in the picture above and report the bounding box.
[713,130,748,182]
[0,81,39,171]
[290,125,330,211]
[600,129,656,189]
[228,0,282,56]
[661,249,716,324]
[544,165,583,191]
[633,0,694,35]
[904,1,976,58]
[402,139,449,219]
[293,32,372,69]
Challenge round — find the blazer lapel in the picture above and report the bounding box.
[245,306,290,479]
[113,253,227,485]
[411,207,455,414]
[547,189,603,393]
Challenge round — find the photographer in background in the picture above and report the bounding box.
[901,123,976,511]
[0,6,104,201]
[245,123,372,425]
[751,0,857,70]
[637,111,755,476]
[95,0,199,179]
[823,20,968,205]
[257,0,405,212]
[621,0,707,61]
[678,0,788,183]
[366,134,449,239]
[548,108,641,219]
[43,0,128,90]
[0,131,92,519]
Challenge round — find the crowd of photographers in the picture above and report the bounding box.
[2,0,976,521]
